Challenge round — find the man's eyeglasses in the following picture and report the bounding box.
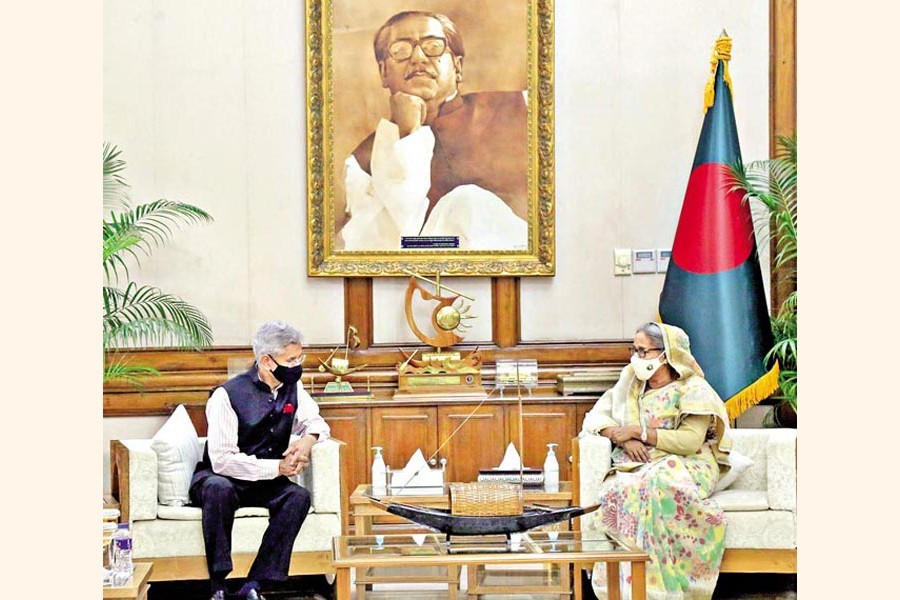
[272,354,306,367]
[630,347,664,359]
[388,37,448,61]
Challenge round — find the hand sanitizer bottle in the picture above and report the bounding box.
[543,443,559,492]
[371,446,387,496]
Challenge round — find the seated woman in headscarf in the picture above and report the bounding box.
[581,322,732,600]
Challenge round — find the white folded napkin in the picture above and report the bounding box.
[497,442,522,470]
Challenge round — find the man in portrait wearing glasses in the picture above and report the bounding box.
[189,320,330,600]
[339,10,528,251]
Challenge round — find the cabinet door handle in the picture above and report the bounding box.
[381,415,429,420]
[447,414,494,419]
[522,412,566,417]
[326,416,360,421]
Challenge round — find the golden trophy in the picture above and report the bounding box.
[393,271,486,400]
[311,325,373,400]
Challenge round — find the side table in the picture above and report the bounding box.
[103,562,152,600]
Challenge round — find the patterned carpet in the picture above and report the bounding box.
[147,572,797,599]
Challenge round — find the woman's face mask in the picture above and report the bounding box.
[631,351,666,381]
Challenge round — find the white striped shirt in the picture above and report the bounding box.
[205,382,330,481]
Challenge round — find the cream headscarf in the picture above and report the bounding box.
[581,322,733,459]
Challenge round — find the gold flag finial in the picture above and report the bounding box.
[703,30,734,113]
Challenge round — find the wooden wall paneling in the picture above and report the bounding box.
[491,277,520,348]
[437,403,507,483]
[344,277,373,348]
[769,0,797,313]
[103,343,629,417]
[319,407,370,496]
[370,406,438,476]
[507,403,577,481]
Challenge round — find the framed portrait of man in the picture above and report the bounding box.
[306,0,555,276]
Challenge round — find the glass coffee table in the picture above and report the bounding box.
[332,530,649,600]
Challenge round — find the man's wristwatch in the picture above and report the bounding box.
[640,424,648,443]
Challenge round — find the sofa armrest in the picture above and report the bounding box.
[110,439,158,523]
[296,438,346,523]
[574,434,612,507]
[765,429,797,511]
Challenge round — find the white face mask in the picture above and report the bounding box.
[630,352,666,381]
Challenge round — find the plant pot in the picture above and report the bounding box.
[762,401,797,428]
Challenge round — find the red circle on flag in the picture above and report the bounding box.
[671,163,755,273]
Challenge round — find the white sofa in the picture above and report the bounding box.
[110,436,349,582]
[573,428,797,573]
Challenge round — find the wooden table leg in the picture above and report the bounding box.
[606,562,620,600]
[336,567,351,600]
[574,565,583,600]
[354,513,370,536]
[630,561,646,600]
[448,564,459,600]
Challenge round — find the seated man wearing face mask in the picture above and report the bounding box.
[189,320,330,600]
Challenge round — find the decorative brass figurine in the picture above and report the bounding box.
[395,271,486,399]
[312,325,372,399]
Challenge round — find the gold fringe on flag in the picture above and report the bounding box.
[723,362,781,421]
[703,30,734,114]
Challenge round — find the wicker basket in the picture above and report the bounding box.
[449,481,524,516]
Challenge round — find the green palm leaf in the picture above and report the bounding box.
[102,143,214,386]
[103,355,160,385]
[728,135,798,412]
[103,200,213,283]
[104,283,213,349]
[103,142,131,212]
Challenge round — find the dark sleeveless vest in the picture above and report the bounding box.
[194,364,298,477]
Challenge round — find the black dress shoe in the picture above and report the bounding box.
[245,590,267,600]
[209,591,226,600]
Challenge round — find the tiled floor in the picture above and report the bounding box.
[147,570,797,599]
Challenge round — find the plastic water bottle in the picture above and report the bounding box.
[371,446,387,496]
[543,443,560,492]
[111,522,134,585]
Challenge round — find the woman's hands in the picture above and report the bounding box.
[605,425,642,445]
[622,439,651,463]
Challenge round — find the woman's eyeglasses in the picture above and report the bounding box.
[630,346,664,358]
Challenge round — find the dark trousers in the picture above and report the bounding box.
[189,472,311,585]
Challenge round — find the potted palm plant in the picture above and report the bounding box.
[103,143,215,384]
[729,134,797,426]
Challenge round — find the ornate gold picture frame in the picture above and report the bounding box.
[306,0,555,276]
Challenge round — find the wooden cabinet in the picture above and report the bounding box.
[319,407,369,495]
[507,403,577,481]
[438,403,507,483]
[316,396,597,513]
[370,406,439,474]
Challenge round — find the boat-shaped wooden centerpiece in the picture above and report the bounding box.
[367,480,599,539]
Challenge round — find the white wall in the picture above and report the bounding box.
[521,0,771,341]
[103,0,771,488]
[104,0,770,347]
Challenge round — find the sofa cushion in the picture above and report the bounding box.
[157,505,271,520]
[711,489,769,511]
[722,509,796,548]
[131,513,340,558]
[151,405,203,506]
[715,449,754,492]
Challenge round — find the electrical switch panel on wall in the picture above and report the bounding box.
[632,249,656,274]
[614,249,632,275]
[657,248,672,273]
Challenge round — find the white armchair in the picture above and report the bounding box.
[110,436,349,581]
[573,428,797,573]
